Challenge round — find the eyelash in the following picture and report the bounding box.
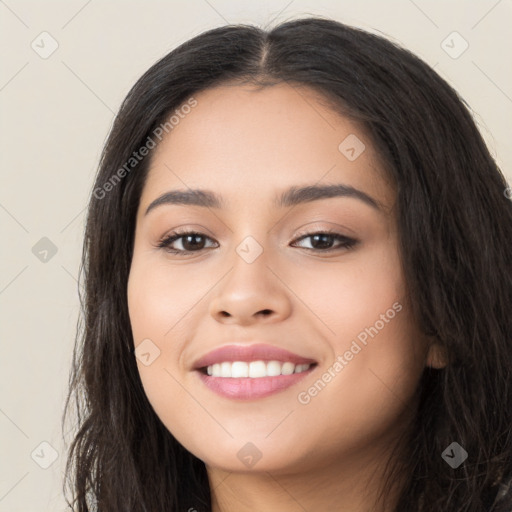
[156,228,359,255]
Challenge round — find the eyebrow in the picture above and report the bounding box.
[144,184,382,216]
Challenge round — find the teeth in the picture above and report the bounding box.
[221,362,231,378]
[205,360,312,378]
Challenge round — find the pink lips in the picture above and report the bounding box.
[193,343,317,400]
[192,343,317,370]
[197,370,315,400]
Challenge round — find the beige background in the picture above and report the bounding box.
[0,1,511,510]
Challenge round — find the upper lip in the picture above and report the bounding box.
[192,343,317,370]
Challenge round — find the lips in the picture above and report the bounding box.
[192,343,317,371]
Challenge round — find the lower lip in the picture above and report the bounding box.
[196,366,316,400]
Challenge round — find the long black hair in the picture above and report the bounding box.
[62,16,512,511]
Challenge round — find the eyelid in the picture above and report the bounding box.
[156,223,215,243]
[293,220,358,239]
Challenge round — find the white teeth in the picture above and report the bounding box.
[220,362,231,378]
[281,362,296,375]
[267,360,281,377]
[249,361,266,378]
[232,361,249,378]
[205,360,312,378]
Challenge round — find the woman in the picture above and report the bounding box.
[63,16,512,511]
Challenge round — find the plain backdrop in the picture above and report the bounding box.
[1,1,511,510]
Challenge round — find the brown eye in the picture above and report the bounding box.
[292,232,358,251]
[158,231,218,254]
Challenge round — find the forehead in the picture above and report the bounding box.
[141,83,394,213]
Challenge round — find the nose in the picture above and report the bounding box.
[208,247,292,326]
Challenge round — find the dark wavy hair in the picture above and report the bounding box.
[62,16,512,511]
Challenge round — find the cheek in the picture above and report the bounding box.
[287,243,423,437]
[307,323,422,437]
[127,258,187,391]
[285,239,405,341]
[127,255,211,343]
[291,301,424,470]
[127,259,203,446]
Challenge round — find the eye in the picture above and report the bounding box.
[157,230,218,254]
[291,231,358,252]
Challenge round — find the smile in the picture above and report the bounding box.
[204,360,313,378]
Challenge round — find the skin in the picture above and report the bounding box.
[127,82,445,512]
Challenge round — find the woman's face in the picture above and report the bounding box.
[127,83,437,475]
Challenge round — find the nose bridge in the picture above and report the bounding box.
[208,233,291,324]
[235,234,266,266]
[225,233,273,298]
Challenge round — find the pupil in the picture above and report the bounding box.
[312,234,333,249]
[184,235,204,251]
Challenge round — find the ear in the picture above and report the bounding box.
[425,340,447,369]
